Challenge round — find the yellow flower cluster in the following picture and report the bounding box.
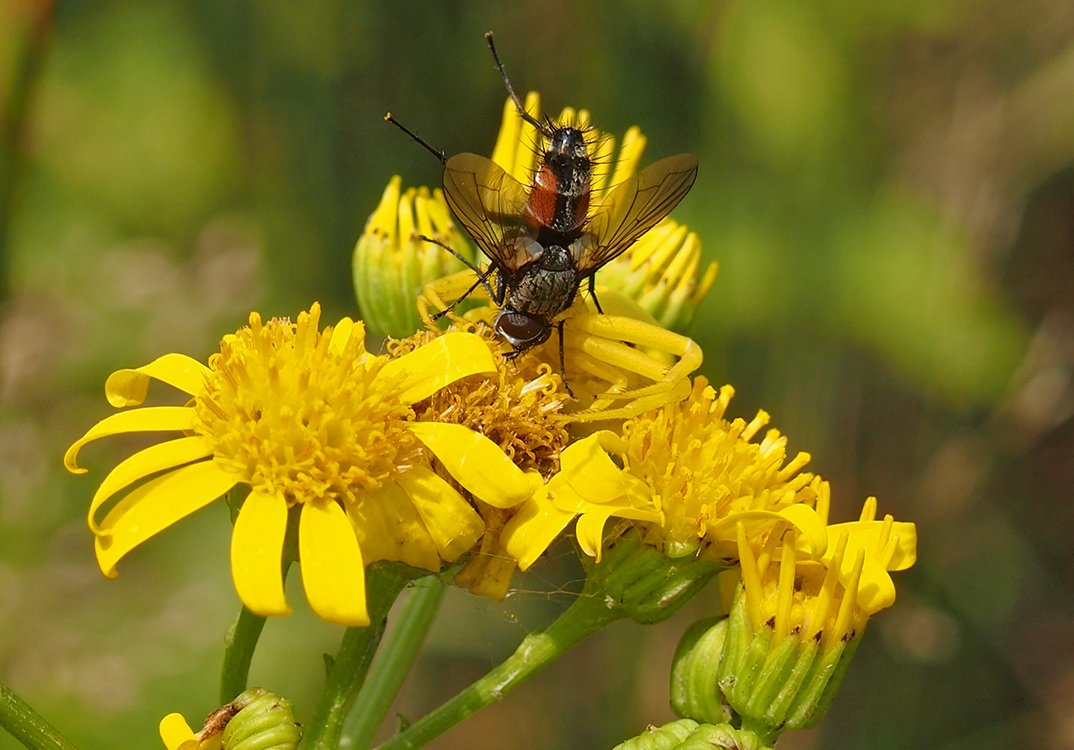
[68,92,914,643]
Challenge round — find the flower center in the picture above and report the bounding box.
[389,328,569,477]
[193,307,418,505]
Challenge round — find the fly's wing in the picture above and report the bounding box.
[578,154,698,273]
[443,153,535,271]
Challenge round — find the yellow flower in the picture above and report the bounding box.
[353,176,474,337]
[66,304,541,626]
[714,501,917,730]
[503,376,827,567]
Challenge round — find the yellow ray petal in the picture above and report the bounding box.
[394,465,484,561]
[501,494,576,571]
[231,490,291,617]
[65,406,197,473]
[557,432,642,505]
[374,332,496,404]
[406,422,542,508]
[158,713,200,750]
[104,353,211,407]
[299,499,369,626]
[328,317,361,356]
[88,436,213,532]
[94,460,238,577]
[575,511,613,561]
[349,481,441,572]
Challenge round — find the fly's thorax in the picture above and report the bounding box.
[526,126,592,234]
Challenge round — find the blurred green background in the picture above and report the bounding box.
[2,1,1072,748]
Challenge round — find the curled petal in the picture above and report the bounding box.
[95,460,238,577]
[232,490,291,618]
[501,492,576,571]
[300,499,369,626]
[88,436,213,532]
[105,353,211,407]
[349,481,441,572]
[65,406,197,473]
[406,422,542,508]
[375,332,496,404]
[395,466,484,561]
[158,713,200,750]
[327,317,361,356]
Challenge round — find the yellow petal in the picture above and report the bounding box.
[575,511,613,561]
[328,317,361,356]
[94,460,238,577]
[710,505,828,557]
[406,422,542,508]
[349,481,441,572]
[158,713,200,750]
[501,494,576,571]
[231,490,292,617]
[299,499,369,626]
[394,466,484,561]
[557,432,642,505]
[374,332,496,404]
[65,406,197,473]
[88,436,214,532]
[105,353,211,407]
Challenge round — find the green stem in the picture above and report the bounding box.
[0,681,79,750]
[342,575,446,750]
[220,606,267,704]
[374,590,621,750]
[302,564,415,750]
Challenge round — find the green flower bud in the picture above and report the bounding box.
[353,176,473,337]
[613,720,770,750]
[670,617,731,725]
[220,689,301,750]
[582,533,722,624]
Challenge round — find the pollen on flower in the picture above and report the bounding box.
[194,305,420,503]
[387,327,569,476]
[622,377,818,558]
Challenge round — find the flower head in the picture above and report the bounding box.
[353,176,474,337]
[502,376,827,568]
[714,501,917,730]
[66,304,540,625]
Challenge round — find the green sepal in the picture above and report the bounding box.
[669,617,730,724]
[219,689,301,750]
[612,720,772,750]
[583,533,722,625]
[612,719,699,750]
[785,629,862,729]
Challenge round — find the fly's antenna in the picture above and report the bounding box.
[484,31,553,139]
[384,112,447,165]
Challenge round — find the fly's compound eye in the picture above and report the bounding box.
[494,311,551,351]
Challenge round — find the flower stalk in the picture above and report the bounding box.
[0,682,80,750]
[302,564,416,750]
[219,605,268,704]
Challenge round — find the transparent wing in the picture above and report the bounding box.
[580,154,698,273]
[443,153,535,271]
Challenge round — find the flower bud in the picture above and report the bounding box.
[582,533,722,624]
[613,720,769,750]
[159,689,300,750]
[669,617,731,725]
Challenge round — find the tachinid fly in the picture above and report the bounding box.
[387,32,698,369]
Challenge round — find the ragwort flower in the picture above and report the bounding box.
[66,304,540,626]
[713,502,917,731]
[502,376,828,569]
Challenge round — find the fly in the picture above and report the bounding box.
[386,32,698,390]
